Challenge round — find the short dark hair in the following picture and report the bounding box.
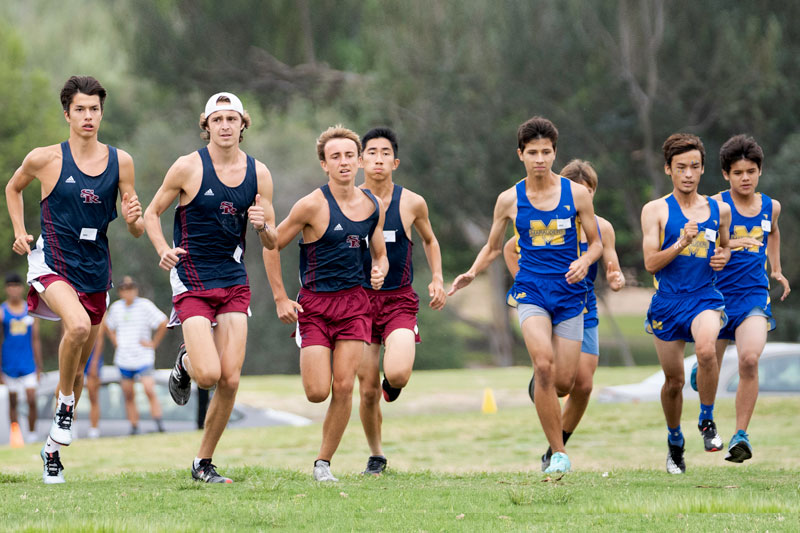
[662,133,705,167]
[361,127,399,157]
[719,134,764,173]
[5,273,22,285]
[517,116,558,151]
[60,76,107,113]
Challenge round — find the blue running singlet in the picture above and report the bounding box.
[28,141,119,293]
[300,185,379,292]
[361,184,413,290]
[581,219,602,328]
[1,303,35,378]
[170,147,257,294]
[654,194,721,294]
[715,191,771,294]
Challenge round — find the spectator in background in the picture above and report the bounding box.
[104,276,168,434]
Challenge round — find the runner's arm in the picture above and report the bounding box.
[767,200,790,300]
[5,148,52,254]
[568,184,602,284]
[598,217,625,291]
[248,162,277,250]
[710,202,731,271]
[411,194,445,309]
[117,150,144,238]
[144,157,191,270]
[642,200,685,274]
[368,198,389,290]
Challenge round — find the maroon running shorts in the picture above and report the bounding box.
[171,284,251,325]
[28,274,108,325]
[365,285,421,345]
[295,286,371,349]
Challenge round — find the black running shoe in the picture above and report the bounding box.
[382,378,402,402]
[169,344,191,406]
[362,455,387,475]
[540,452,550,472]
[528,373,535,403]
[192,459,232,483]
[666,442,686,474]
[698,419,723,452]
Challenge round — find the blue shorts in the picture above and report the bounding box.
[119,364,154,380]
[582,326,599,355]
[84,350,103,375]
[718,289,775,340]
[645,288,727,342]
[507,276,587,326]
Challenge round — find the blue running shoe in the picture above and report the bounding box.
[690,362,698,392]
[725,430,752,463]
[544,452,571,474]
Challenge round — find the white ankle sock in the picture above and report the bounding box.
[45,436,61,454]
[58,391,75,407]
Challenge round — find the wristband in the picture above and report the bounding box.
[255,224,268,234]
[672,240,684,251]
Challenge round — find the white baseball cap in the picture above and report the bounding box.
[204,92,244,118]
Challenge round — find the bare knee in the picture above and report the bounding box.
[738,352,759,378]
[194,368,221,390]
[331,377,355,398]
[360,382,381,406]
[533,361,555,387]
[306,386,330,403]
[571,376,594,399]
[217,372,240,395]
[64,320,91,344]
[663,375,684,396]
[385,371,410,388]
[695,342,716,362]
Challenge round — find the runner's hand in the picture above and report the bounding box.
[606,261,625,291]
[159,247,186,270]
[709,247,728,271]
[566,256,590,284]
[248,194,266,231]
[681,221,698,246]
[121,192,142,224]
[371,265,385,290]
[275,297,303,324]
[771,271,791,301]
[447,271,475,296]
[12,234,34,255]
[428,279,446,310]
[728,237,763,250]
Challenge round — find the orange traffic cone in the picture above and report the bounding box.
[9,422,25,448]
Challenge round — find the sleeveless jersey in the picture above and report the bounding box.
[171,147,257,294]
[29,141,119,293]
[1,303,36,377]
[655,194,720,294]
[715,191,771,295]
[361,184,413,290]
[581,219,602,328]
[515,177,582,280]
[300,185,379,292]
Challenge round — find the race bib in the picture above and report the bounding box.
[383,230,397,243]
[79,228,98,241]
[761,219,771,232]
[233,245,243,263]
[556,218,572,230]
[704,228,717,242]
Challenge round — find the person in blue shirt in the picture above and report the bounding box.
[449,116,602,474]
[641,133,732,474]
[708,134,790,463]
[0,273,42,440]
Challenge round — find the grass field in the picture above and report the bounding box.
[1,367,799,532]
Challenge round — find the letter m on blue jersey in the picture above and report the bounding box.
[528,220,565,246]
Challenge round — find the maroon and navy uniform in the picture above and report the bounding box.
[362,185,420,344]
[27,141,119,324]
[295,185,379,348]
[169,147,256,325]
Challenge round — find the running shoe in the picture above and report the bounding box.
[540,452,550,472]
[41,447,65,484]
[169,344,191,406]
[129,425,139,436]
[544,452,571,473]
[690,362,698,392]
[528,373,535,403]
[725,430,753,463]
[362,455,387,475]
[313,459,338,482]
[49,402,74,446]
[192,459,232,483]
[698,419,723,452]
[666,442,686,474]
[382,378,402,402]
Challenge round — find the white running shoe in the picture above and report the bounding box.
[87,427,101,439]
[41,447,65,484]
[313,460,339,482]
[49,402,74,446]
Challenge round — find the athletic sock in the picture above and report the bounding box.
[544,431,573,460]
[181,354,190,373]
[58,391,75,407]
[315,459,330,467]
[699,403,714,423]
[667,425,684,447]
[44,436,61,454]
[194,457,211,470]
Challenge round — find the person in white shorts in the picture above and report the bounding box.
[104,276,168,434]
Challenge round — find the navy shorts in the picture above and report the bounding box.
[507,276,587,326]
[718,289,775,340]
[645,288,727,342]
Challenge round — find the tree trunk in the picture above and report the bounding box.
[487,260,514,366]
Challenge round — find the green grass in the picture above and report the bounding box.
[2,367,799,532]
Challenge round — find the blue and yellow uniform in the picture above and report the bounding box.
[507,177,587,326]
[715,191,775,340]
[1,303,36,378]
[645,195,726,341]
[580,222,601,355]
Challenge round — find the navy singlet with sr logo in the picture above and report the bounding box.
[300,185,379,292]
[28,141,119,293]
[361,184,412,290]
[170,147,257,295]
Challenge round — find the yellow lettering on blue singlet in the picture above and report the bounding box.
[528,220,565,246]
[678,229,710,258]
[731,226,764,252]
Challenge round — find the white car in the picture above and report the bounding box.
[595,343,800,403]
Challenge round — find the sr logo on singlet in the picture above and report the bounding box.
[346,235,361,248]
[80,189,101,204]
[219,201,238,215]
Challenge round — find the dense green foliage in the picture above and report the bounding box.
[2,1,799,372]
